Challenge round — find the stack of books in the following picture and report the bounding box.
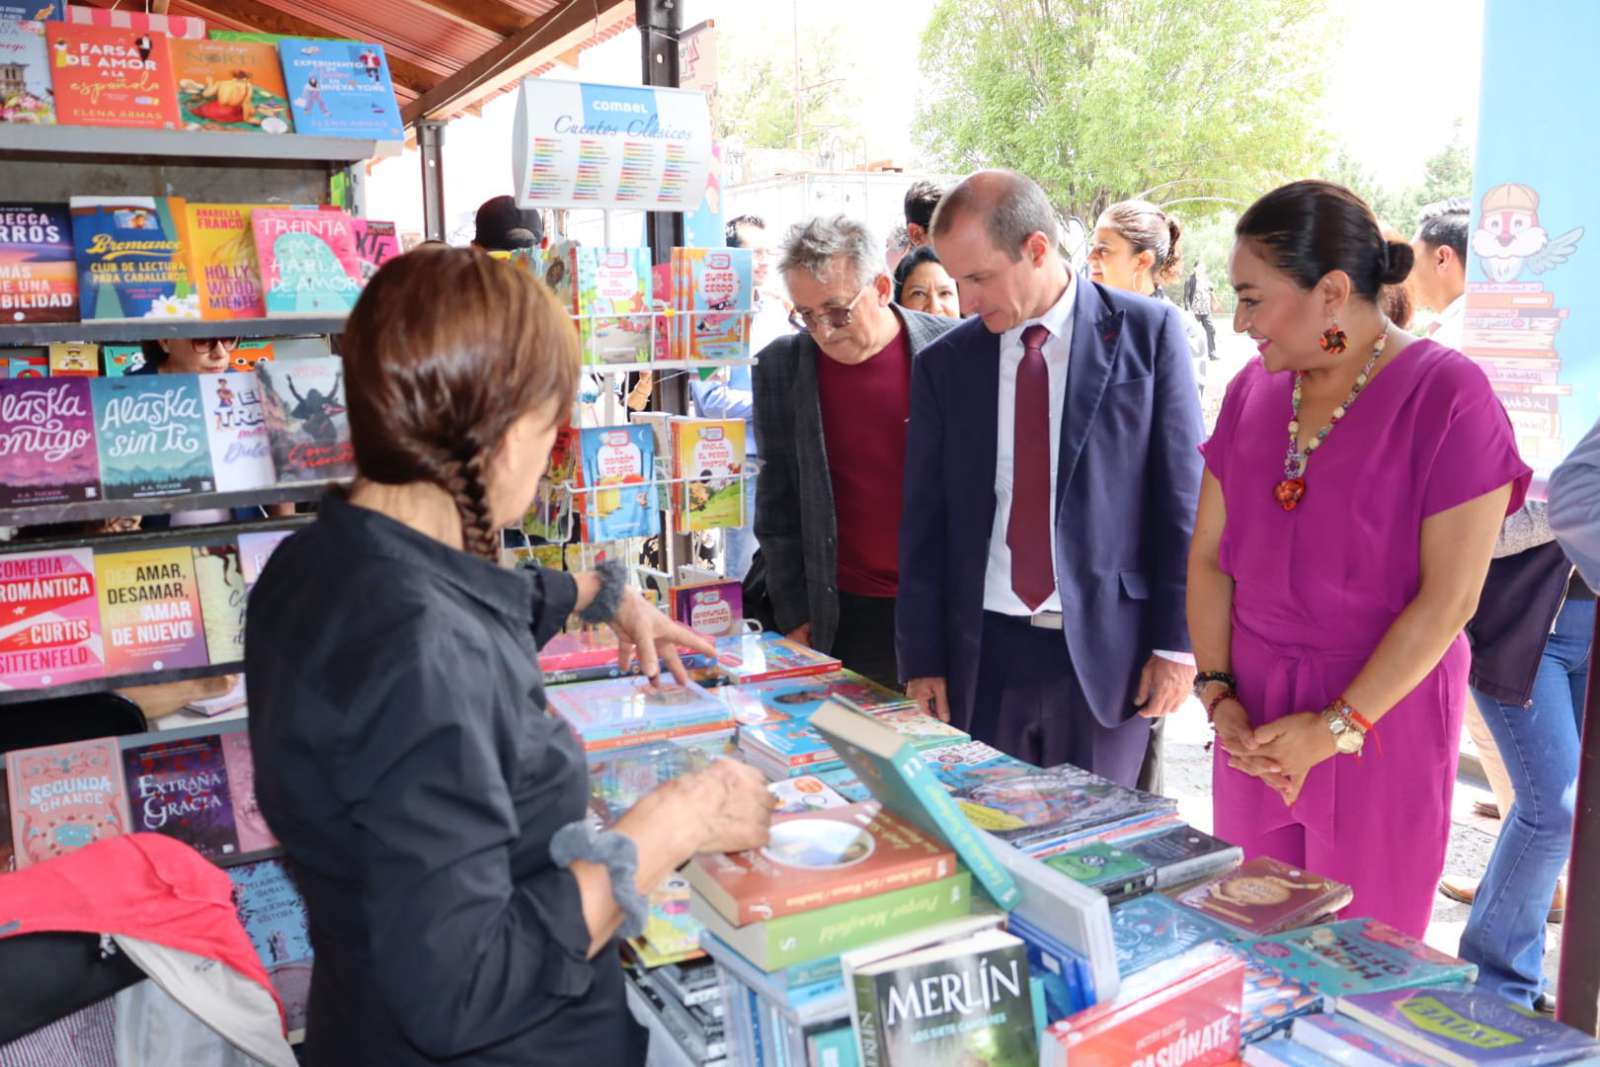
[536,629,721,686]
[623,952,729,1065]
[543,676,734,756]
[712,631,841,684]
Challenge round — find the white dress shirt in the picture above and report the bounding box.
[1428,293,1466,350]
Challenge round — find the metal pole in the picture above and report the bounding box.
[418,120,447,243]
[1558,607,1600,1035]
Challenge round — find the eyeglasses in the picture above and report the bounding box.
[185,337,241,352]
[788,285,870,335]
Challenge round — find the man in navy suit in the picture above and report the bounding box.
[896,171,1204,786]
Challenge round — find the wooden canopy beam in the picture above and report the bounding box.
[404,0,532,39]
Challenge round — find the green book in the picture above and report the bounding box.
[810,701,1020,909]
[1044,842,1157,903]
[689,873,974,972]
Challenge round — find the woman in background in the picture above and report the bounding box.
[893,245,961,319]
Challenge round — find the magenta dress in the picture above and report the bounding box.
[1201,340,1530,938]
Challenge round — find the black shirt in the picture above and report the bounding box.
[245,490,646,1067]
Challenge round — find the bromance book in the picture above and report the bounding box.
[181,203,267,320]
[6,736,131,869]
[1174,856,1354,936]
[123,735,239,862]
[1238,919,1477,998]
[70,197,198,321]
[45,22,181,129]
[0,547,105,691]
[257,356,353,481]
[277,38,404,141]
[95,546,209,675]
[91,375,215,499]
[0,202,75,324]
[0,377,101,508]
[202,370,276,491]
[170,38,292,133]
[252,208,362,316]
[0,20,54,125]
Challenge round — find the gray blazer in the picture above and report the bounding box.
[751,306,959,654]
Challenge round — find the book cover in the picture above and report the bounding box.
[1337,987,1600,1067]
[220,730,277,854]
[0,18,54,124]
[0,2,59,20]
[671,579,743,638]
[673,418,745,532]
[103,344,145,376]
[687,803,958,927]
[768,774,850,816]
[1109,893,1237,977]
[193,542,245,666]
[48,341,98,376]
[62,7,206,39]
[122,734,239,861]
[574,246,650,365]
[0,377,100,507]
[579,425,659,541]
[228,858,314,1033]
[6,736,131,869]
[545,676,731,746]
[1294,1014,1455,1067]
[867,707,970,750]
[687,248,753,361]
[587,734,729,826]
[923,740,1037,796]
[1007,911,1096,1023]
[1045,841,1157,903]
[256,356,353,481]
[1123,825,1244,890]
[1240,958,1325,1043]
[91,374,214,499]
[45,22,180,129]
[350,218,398,282]
[852,929,1037,1067]
[276,38,403,141]
[0,547,105,690]
[170,37,291,133]
[201,370,275,491]
[737,714,838,772]
[237,529,292,589]
[252,208,362,316]
[7,351,48,378]
[182,203,266,319]
[714,631,842,684]
[943,762,1176,854]
[719,669,917,727]
[95,546,209,674]
[1175,856,1354,937]
[522,423,578,541]
[69,196,199,320]
[809,701,1020,910]
[0,202,74,322]
[1238,919,1478,998]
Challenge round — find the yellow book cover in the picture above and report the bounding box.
[48,342,99,377]
[183,203,266,320]
[672,418,745,533]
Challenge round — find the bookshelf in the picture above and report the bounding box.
[0,661,242,707]
[0,317,347,346]
[0,125,401,165]
[0,485,338,530]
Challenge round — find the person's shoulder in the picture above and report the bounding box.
[1408,338,1496,399]
[752,331,807,378]
[898,307,962,350]
[915,314,993,366]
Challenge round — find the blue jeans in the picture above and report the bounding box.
[1460,594,1594,1006]
[722,469,758,582]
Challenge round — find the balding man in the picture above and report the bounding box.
[896,171,1204,785]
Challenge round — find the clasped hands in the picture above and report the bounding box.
[1212,698,1338,806]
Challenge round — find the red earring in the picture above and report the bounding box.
[1320,323,1348,354]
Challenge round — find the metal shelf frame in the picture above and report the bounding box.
[0,318,346,346]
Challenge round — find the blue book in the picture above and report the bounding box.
[1241,957,1325,1042]
[1239,919,1477,999]
[1295,1013,1455,1066]
[1109,893,1236,976]
[579,425,660,541]
[923,739,1037,795]
[277,38,404,141]
[91,375,215,500]
[0,2,60,20]
[227,858,313,1033]
[815,765,872,803]
[807,1024,859,1067]
[1338,987,1600,1067]
[1007,911,1096,1021]
[809,700,1020,909]
[1243,1035,1340,1065]
[69,197,197,321]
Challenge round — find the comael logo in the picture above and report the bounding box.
[593,100,647,114]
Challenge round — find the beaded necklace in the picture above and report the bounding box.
[1273,324,1390,512]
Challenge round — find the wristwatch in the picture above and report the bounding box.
[1321,704,1366,755]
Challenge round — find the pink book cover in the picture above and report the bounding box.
[6,736,132,869]
[0,547,107,691]
[251,208,363,316]
[221,729,278,854]
[350,219,398,283]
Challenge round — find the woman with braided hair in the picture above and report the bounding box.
[243,246,774,1067]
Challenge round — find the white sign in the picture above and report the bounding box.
[512,78,713,213]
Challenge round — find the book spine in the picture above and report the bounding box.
[759,873,972,971]
[741,854,957,926]
[892,747,1020,909]
[852,969,882,1067]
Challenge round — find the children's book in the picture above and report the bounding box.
[718,669,917,727]
[0,547,105,690]
[181,203,266,319]
[713,631,842,684]
[544,676,732,751]
[45,21,180,129]
[276,38,404,141]
[579,425,659,541]
[1337,987,1600,1067]
[1109,893,1237,977]
[123,735,239,862]
[767,774,850,816]
[1237,919,1477,998]
[682,248,753,361]
[193,542,246,666]
[201,370,275,491]
[672,418,745,532]
[0,377,101,507]
[252,208,362,316]
[7,350,47,378]
[866,707,970,751]
[942,761,1176,856]
[1121,825,1244,890]
[1175,856,1354,937]
[228,859,314,1033]
[0,202,74,322]
[69,196,198,320]
[671,579,743,637]
[350,219,398,282]
[170,37,291,133]
[102,344,145,376]
[922,739,1037,795]
[238,529,292,590]
[94,546,210,674]
[1045,841,1157,904]
[0,19,54,124]
[574,246,650,364]
[48,342,98,376]
[1240,958,1324,1043]
[220,730,278,854]
[587,735,731,826]
[91,374,214,499]
[6,736,131,869]
[256,355,353,481]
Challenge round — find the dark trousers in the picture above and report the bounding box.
[971,612,1152,787]
[831,592,900,690]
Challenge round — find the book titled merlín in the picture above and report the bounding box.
[850,927,1037,1067]
[1174,855,1353,936]
[0,202,76,324]
[1336,987,1600,1067]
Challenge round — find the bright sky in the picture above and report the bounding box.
[366,0,1486,238]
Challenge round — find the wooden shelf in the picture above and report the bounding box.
[0,481,342,530]
[0,660,242,707]
[0,124,401,165]
[0,317,346,346]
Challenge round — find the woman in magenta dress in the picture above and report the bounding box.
[1189,181,1530,937]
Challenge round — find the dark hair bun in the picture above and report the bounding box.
[1379,240,1414,286]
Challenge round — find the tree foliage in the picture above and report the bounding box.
[1323,120,1474,236]
[713,24,862,154]
[917,0,1331,222]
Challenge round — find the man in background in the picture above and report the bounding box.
[904,180,944,248]
[1409,197,1470,346]
[472,195,544,253]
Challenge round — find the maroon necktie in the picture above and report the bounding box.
[1009,324,1053,610]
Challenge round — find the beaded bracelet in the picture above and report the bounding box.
[1194,671,1237,697]
[1205,687,1237,722]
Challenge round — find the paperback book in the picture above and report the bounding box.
[579,425,659,541]
[714,631,842,684]
[1109,892,1237,977]
[0,377,100,507]
[238,529,292,590]
[1044,841,1157,904]
[45,21,181,129]
[943,762,1176,856]
[0,202,75,323]
[350,219,398,282]
[277,38,404,141]
[220,730,277,854]
[679,248,753,361]
[1336,987,1600,1067]
[123,735,239,861]
[923,740,1037,797]
[587,734,732,826]
[574,246,651,365]
[193,542,246,666]
[672,418,746,531]
[257,355,354,481]
[719,669,917,726]
[1121,825,1244,890]
[866,707,970,750]
[544,676,732,752]
[48,342,98,376]
[201,370,276,491]
[95,546,210,675]
[0,547,105,690]
[170,38,292,133]
[768,774,851,816]
[671,579,743,638]
[252,208,362,316]
[1240,959,1324,1043]
[228,858,314,1033]
[91,374,215,499]
[0,20,54,125]
[6,736,131,869]
[70,197,199,320]
[1237,919,1478,998]
[1174,856,1354,937]
[181,203,267,319]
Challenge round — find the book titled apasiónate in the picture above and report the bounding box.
[277,38,404,141]
[91,375,215,500]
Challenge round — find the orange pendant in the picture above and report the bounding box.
[1275,478,1306,511]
